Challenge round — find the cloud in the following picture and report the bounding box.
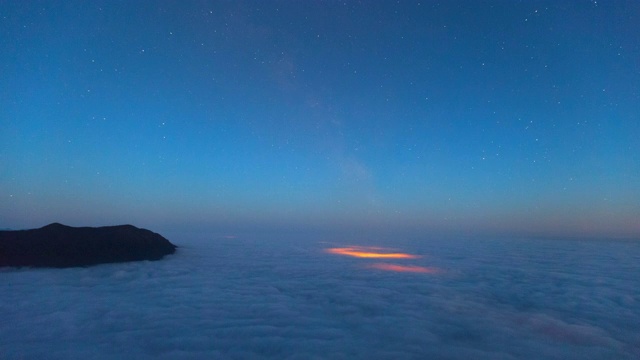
[324,246,420,259]
[324,245,441,274]
[366,263,440,273]
[0,236,638,359]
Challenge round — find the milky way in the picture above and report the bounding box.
[1,1,638,238]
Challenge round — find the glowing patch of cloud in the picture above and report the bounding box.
[366,263,441,273]
[324,246,420,259]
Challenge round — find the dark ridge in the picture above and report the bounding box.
[0,223,177,268]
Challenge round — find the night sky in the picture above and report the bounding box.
[1,1,639,239]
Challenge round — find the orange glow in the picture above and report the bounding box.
[324,246,420,259]
[367,263,440,273]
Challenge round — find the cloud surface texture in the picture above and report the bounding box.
[1,236,639,359]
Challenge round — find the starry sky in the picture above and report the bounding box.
[1,1,639,239]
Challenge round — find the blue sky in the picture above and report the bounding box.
[1,1,639,238]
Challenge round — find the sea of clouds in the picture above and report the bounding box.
[1,235,639,359]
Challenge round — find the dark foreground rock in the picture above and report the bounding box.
[0,223,177,268]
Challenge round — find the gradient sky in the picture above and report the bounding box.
[1,1,639,239]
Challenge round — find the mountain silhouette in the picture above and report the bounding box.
[0,223,177,268]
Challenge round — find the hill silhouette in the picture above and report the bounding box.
[0,223,177,268]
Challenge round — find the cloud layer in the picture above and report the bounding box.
[1,236,639,359]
